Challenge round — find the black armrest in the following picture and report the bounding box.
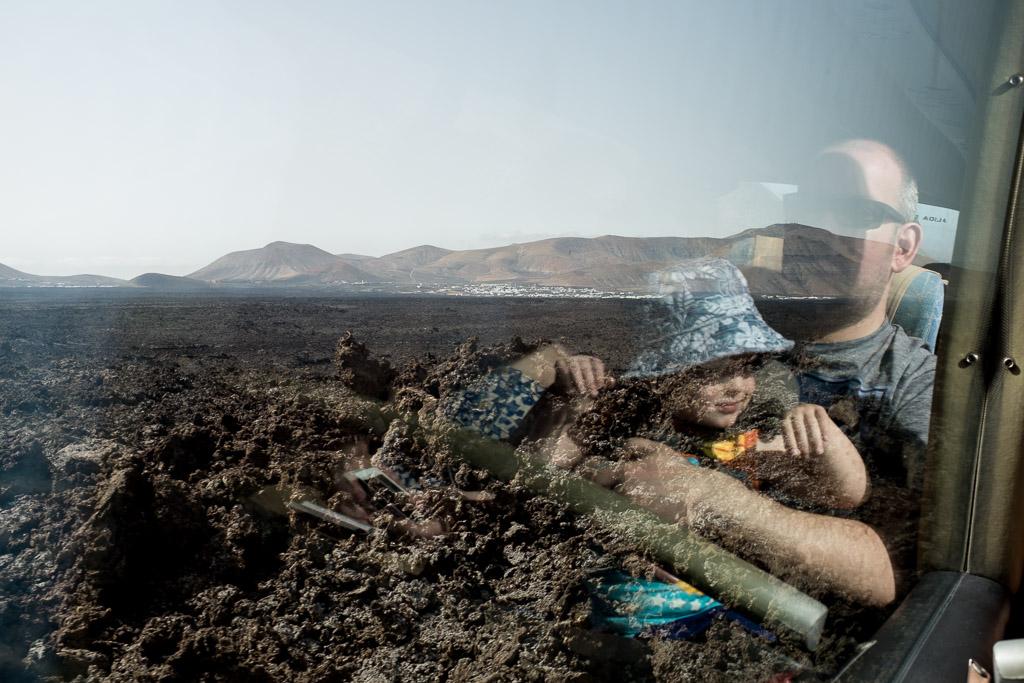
[837,571,1009,682]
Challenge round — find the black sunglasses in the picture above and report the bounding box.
[783,192,909,235]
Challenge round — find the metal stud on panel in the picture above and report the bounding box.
[960,352,980,368]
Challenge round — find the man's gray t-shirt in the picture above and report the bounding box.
[797,321,936,490]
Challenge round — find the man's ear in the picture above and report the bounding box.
[891,222,922,273]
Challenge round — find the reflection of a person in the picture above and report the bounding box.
[467,336,896,606]
[778,139,934,496]
[773,141,936,600]
[562,140,934,607]
[437,140,934,610]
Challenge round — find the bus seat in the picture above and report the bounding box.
[886,265,945,352]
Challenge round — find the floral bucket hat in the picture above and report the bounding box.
[626,257,793,378]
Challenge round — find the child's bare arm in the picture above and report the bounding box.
[510,344,612,469]
[757,404,867,508]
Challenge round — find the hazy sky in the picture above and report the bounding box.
[1,1,979,278]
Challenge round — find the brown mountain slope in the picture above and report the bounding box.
[188,242,377,283]
[283,261,383,285]
[409,235,730,286]
[341,245,458,285]
[377,245,453,270]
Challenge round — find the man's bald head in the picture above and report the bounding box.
[816,139,919,223]
[780,139,925,341]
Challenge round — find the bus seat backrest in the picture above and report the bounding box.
[886,265,944,352]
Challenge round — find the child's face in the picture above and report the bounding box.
[666,356,760,430]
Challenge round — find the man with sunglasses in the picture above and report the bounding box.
[781,139,927,345]
[770,139,936,603]
[436,140,932,611]
[780,139,933,489]
[556,140,934,608]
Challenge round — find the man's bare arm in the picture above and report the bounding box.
[511,351,894,605]
[619,438,896,607]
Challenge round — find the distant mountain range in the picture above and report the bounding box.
[1,235,733,292]
[181,236,737,290]
[0,230,945,293]
[0,262,132,288]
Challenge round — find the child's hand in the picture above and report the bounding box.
[781,403,838,457]
[554,354,615,397]
[511,343,570,387]
[757,405,867,508]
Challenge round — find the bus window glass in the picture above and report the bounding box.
[0,1,1009,680]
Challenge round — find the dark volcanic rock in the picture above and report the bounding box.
[334,331,396,400]
[0,293,871,681]
[0,440,51,503]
